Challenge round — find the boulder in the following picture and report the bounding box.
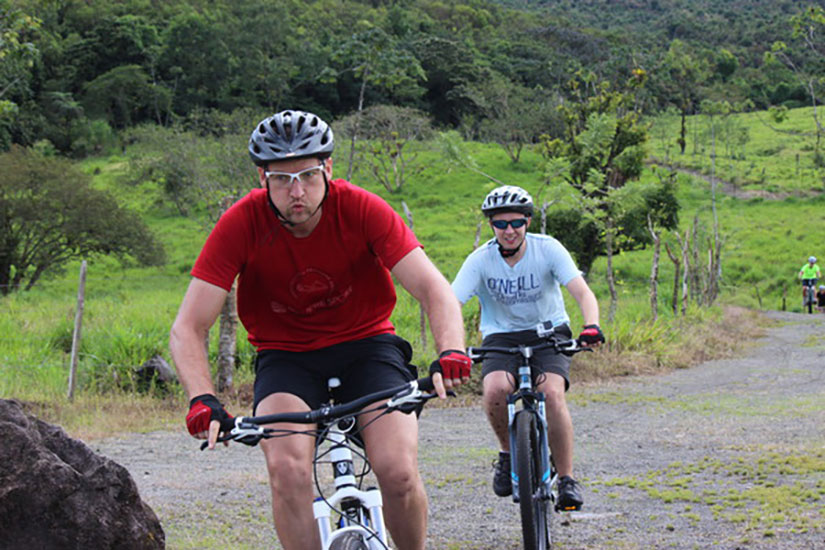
[0,399,165,550]
[134,354,177,393]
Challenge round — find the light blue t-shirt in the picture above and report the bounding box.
[451,233,582,337]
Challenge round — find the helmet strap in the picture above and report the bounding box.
[497,239,523,258]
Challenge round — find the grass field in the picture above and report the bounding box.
[2,105,823,429]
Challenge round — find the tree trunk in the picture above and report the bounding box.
[473,222,483,249]
[678,230,690,315]
[710,118,721,303]
[216,281,237,392]
[347,69,370,181]
[665,242,681,315]
[647,215,660,322]
[402,201,426,351]
[605,218,618,324]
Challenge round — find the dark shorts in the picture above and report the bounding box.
[253,333,416,414]
[480,324,573,391]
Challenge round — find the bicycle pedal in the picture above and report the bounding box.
[556,504,582,512]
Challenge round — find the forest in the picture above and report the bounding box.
[2,0,823,156]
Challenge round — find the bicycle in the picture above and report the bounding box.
[802,279,817,314]
[467,322,589,550]
[202,376,440,550]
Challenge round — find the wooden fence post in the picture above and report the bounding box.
[67,260,87,401]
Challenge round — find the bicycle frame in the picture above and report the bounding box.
[313,401,389,549]
[204,377,436,550]
[507,353,555,507]
[803,279,817,313]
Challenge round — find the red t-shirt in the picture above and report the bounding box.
[191,180,421,351]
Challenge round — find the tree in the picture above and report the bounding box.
[0,2,40,123]
[658,40,709,154]
[321,25,426,180]
[472,74,561,163]
[82,64,160,129]
[540,70,649,321]
[159,11,232,116]
[765,6,825,169]
[0,146,165,295]
[338,104,432,194]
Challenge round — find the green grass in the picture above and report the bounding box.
[596,448,825,538]
[2,106,823,411]
[649,106,825,194]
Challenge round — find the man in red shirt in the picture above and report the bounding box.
[169,110,471,550]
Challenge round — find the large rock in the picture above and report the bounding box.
[0,399,165,549]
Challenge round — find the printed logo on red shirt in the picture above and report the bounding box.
[270,268,353,315]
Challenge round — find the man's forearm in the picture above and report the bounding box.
[422,285,466,353]
[170,325,216,399]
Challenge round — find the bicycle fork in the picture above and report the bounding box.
[508,365,554,504]
[313,426,389,549]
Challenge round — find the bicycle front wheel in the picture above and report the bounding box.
[328,530,369,550]
[514,411,551,550]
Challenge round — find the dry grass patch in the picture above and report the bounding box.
[573,306,769,385]
[18,393,184,440]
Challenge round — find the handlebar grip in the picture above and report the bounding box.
[199,432,233,451]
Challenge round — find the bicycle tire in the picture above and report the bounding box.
[515,411,551,550]
[328,530,369,550]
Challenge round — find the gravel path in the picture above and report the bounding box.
[92,311,825,550]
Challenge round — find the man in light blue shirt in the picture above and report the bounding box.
[452,185,604,510]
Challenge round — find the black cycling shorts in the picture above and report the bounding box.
[252,333,416,414]
[480,324,572,391]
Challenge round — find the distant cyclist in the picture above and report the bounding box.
[817,285,825,313]
[798,256,821,307]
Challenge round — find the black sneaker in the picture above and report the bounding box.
[556,476,583,511]
[492,451,512,497]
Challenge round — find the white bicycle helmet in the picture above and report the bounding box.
[481,185,534,217]
[809,256,817,263]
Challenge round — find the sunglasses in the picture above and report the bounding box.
[491,218,528,230]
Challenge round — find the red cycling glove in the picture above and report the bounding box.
[186,394,233,436]
[578,324,605,346]
[429,349,472,380]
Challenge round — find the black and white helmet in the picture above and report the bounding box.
[248,110,334,166]
[481,185,534,217]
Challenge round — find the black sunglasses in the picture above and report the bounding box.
[491,218,528,230]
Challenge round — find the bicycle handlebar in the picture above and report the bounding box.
[200,376,437,450]
[467,338,588,362]
[467,322,592,363]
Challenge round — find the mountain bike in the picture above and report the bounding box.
[203,376,439,550]
[467,323,588,550]
[802,279,817,314]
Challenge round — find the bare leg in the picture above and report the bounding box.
[482,370,516,451]
[258,393,320,550]
[361,408,427,550]
[538,373,574,477]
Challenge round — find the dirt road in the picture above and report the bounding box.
[92,310,825,549]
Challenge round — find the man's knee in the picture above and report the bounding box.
[263,444,312,496]
[373,456,420,499]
